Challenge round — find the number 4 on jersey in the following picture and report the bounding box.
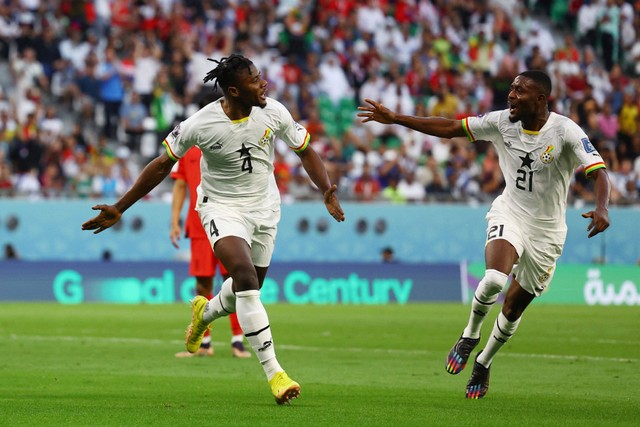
[209,219,219,237]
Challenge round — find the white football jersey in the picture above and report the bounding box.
[462,110,605,233]
[163,97,310,209]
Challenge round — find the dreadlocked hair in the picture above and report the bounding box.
[203,54,254,93]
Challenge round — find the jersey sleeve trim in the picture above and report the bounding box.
[584,162,606,176]
[162,140,180,161]
[293,131,311,153]
[461,117,475,141]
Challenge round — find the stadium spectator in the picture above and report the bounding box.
[119,91,148,153]
[617,91,638,146]
[576,0,600,48]
[380,246,396,263]
[0,0,637,207]
[596,0,621,72]
[609,157,638,204]
[33,25,63,81]
[397,169,425,203]
[596,102,620,140]
[3,243,19,260]
[11,47,48,100]
[8,130,42,174]
[131,38,162,108]
[97,47,126,140]
[58,23,91,72]
[352,162,381,202]
[286,166,317,201]
[0,160,14,196]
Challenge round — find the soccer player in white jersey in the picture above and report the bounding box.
[358,70,610,399]
[82,54,345,405]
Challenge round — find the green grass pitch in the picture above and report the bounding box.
[0,303,638,426]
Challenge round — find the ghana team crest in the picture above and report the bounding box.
[540,145,554,164]
[259,128,274,146]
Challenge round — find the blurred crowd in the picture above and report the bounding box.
[0,0,639,205]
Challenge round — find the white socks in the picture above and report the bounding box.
[203,278,236,323]
[477,312,521,367]
[235,290,282,380]
[463,269,509,339]
[201,281,283,380]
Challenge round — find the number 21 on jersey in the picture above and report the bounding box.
[487,224,504,240]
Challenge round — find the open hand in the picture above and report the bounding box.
[170,222,182,248]
[323,184,345,222]
[81,205,122,234]
[357,99,396,124]
[581,208,610,238]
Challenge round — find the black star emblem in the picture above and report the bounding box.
[236,143,252,158]
[519,152,534,169]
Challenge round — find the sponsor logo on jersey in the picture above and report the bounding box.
[540,145,554,164]
[504,140,513,148]
[581,137,595,153]
[259,128,273,146]
[209,142,222,150]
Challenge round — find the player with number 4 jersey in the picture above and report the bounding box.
[83,54,345,405]
[358,70,610,399]
[163,95,307,210]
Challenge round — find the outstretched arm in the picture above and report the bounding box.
[297,147,345,222]
[357,98,467,139]
[82,152,176,234]
[581,168,611,238]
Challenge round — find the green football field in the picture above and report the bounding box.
[0,303,637,426]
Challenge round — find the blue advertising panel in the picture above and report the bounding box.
[2,200,637,264]
[0,261,462,304]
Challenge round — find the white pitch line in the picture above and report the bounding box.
[4,333,638,364]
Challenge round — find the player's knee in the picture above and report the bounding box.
[231,269,260,292]
[477,269,509,298]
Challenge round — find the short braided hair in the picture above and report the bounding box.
[203,54,254,94]
[518,70,552,97]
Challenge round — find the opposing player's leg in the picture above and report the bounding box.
[446,239,516,374]
[229,313,251,358]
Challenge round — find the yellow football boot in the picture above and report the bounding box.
[268,371,300,405]
[185,296,210,353]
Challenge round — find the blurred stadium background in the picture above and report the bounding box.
[0,0,638,305]
[1,2,639,425]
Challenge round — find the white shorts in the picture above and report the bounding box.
[196,199,280,268]
[485,209,564,297]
